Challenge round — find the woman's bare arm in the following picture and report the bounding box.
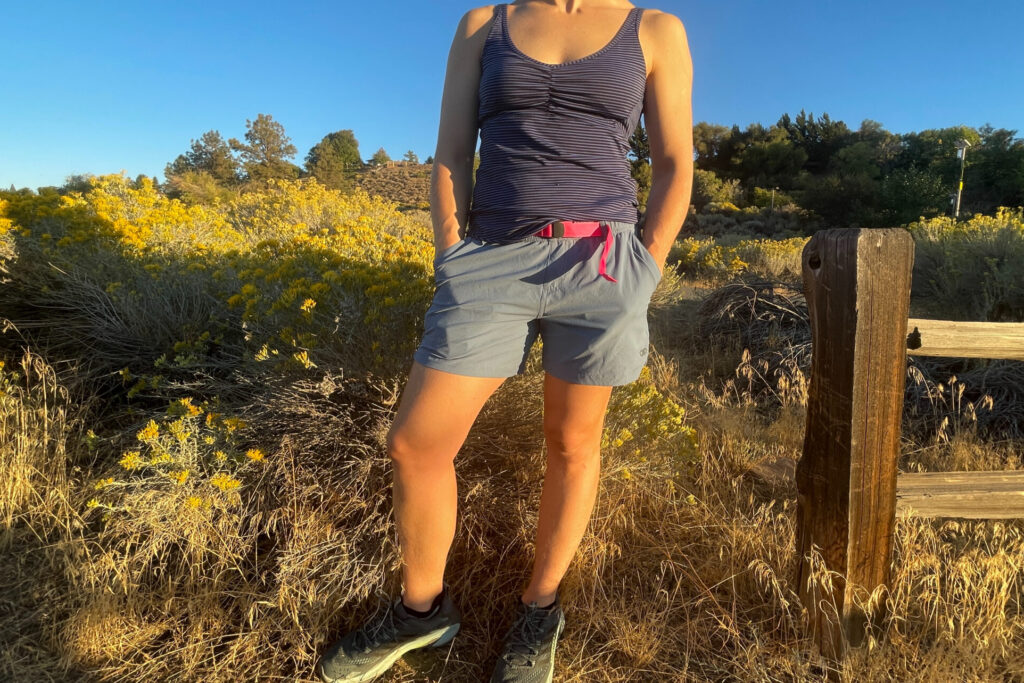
[639,10,694,273]
[429,6,494,251]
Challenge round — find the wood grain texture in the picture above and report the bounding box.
[897,471,1024,518]
[795,228,914,663]
[906,318,1024,360]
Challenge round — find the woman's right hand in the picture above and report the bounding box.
[435,234,462,254]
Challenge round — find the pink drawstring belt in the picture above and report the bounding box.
[532,220,618,283]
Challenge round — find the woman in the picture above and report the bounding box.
[318,2,692,681]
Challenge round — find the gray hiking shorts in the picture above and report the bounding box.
[412,219,662,386]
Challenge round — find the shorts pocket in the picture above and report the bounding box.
[630,232,662,283]
[433,237,466,266]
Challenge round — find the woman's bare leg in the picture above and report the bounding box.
[387,360,506,611]
[521,372,614,606]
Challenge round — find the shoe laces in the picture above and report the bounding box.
[349,601,401,653]
[501,604,551,668]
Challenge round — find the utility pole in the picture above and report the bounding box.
[954,139,971,221]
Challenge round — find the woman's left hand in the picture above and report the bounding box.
[643,242,668,276]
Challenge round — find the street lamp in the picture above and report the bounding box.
[953,138,971,221]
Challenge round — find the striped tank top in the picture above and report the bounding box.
[466,3,647,243]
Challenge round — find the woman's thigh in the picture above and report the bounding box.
[387,360,507,460]
[542,371,614,455]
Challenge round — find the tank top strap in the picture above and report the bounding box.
[497,3,508,31]
[487,3,508,50]
[630,6,644,34]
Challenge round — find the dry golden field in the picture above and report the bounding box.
[1,177,1022,681]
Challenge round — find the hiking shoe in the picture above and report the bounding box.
[316,586,461,683]
[489,596,566,683]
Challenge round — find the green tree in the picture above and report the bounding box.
[229,114,301,184]
[60,173,96,195]
[777,109,852,174]
[692,169,740,211]
[970,124,1024,211]
[370,147,391,166]
[736,126,808,190]
[629,122,652,211]
[693,122,735,178]
[898,126,979,181]
[403,150,420,163]
[165,130,239,187]
[305,129,363,191]
[720,124,754,181]
[750,186,795,209]
[855,119,903,175]
[878,166,947,225]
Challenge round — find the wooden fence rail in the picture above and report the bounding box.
[897,471,1024,518]
[906,318,1024,360]
[794,227,1024,666]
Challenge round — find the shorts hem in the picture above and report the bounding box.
[413,351,519,379]
[542,362,647,387]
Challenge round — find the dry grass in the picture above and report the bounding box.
[1,262,1023,682]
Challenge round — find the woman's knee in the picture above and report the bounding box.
[386,422,458,468]
[543,424,602,464]
[385,423,419,465]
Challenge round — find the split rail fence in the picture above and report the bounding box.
[793,227,1024,664]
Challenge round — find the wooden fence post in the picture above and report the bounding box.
[795,228,915,662]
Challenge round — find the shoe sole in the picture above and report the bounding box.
[489,618,564,683]
[316,622,460,683]
[540,620,563,683]
[543,623,561,683]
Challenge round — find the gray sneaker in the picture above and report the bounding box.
[316,586,461,683]
[489,596,566,683]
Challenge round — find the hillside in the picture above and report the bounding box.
[354,161,432,211]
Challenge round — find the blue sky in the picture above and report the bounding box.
[2,0,1021,190]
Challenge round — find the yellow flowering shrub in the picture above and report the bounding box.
[1,172,446,381]
[671,235,808,280]
[69,174,232,254]
[907,207,1024,321]
[86,396,267,517]
[601,366,698,481]
[0,198,14,236]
